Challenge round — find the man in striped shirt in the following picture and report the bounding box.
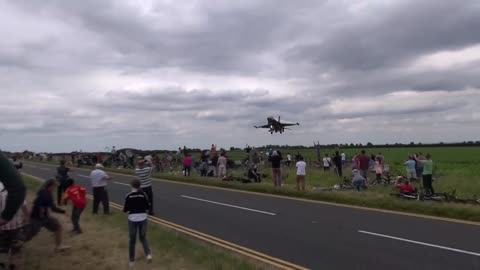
[135,160,154,215]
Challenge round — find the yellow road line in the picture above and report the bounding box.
[24,161,480,226]
[24,172,309,270]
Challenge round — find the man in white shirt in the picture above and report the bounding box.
[90,164,112,214]
[295,157,307,191]
[286,153,292,167]
[217,153,227,178]
[341,152,346,167]
[322,154,331,172]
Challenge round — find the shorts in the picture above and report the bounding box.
[406,170,417,179]
[28,217,61,239]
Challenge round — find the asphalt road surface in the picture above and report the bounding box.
[22,163,480,270]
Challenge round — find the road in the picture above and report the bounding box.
[21,162,480,270]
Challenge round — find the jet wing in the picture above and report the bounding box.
[254,124,271,129]
[281,122,300,127]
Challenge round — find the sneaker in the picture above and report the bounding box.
[128,261,135,268]
[146,254,152,263]
[55,245,72,252]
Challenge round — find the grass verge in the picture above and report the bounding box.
[100,167,480,222]
[19,176,259,270]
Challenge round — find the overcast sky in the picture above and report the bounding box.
[1,0,480,152]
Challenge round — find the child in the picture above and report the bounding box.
[295,157,307,191]
[62,178,86,234]
[375,159,383,183]
[394,177,415,194]
[351,169,366,191]
[123,179,152,268]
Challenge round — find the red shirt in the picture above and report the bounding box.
[63,185,87,209]
[183,156,192,166]
[358,155,370,170]
[396,183,414,193]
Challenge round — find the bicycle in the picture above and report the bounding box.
[429,190,480,205]
[315,177,355,191]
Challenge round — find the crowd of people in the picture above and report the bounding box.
[0,145,437,268]
[0,152,155,269]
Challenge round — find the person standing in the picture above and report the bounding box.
[375,152,384,166]
[341,152,346,167]
[286,153,292,167]
[322,154,331,172]
[183,154,192,176]
[269,150,283,187]
[404,156,417,181]
[62,178,86,234]
[210,144,217,154]
[90,164,112,215]
[56,160,72,206]
[217,153,227,178]
[358,150,370,179]
[332,151,343,177]
[135,160,154,215]
[295,157,307,191]
[123,179,152,268]
[374,159,383,183]
[415,153,425,179]
[416,154,434,195]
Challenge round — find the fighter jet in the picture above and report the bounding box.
[254,116,299,134]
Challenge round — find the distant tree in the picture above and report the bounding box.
[366,142,373,147]
[410,142,415,145]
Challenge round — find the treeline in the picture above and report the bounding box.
[4,141,480,157]
[257,141,480,150]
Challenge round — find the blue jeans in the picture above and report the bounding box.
[128,220,151,262]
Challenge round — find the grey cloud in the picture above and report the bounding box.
[1,1,480,152]
[11,0,311,75]
[286,1,480,72]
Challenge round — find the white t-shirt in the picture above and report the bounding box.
[341,153,346,161]
[90,169,109,187]
[323,157,331,167]
[296,161,306,175]
[287,155,291,161]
